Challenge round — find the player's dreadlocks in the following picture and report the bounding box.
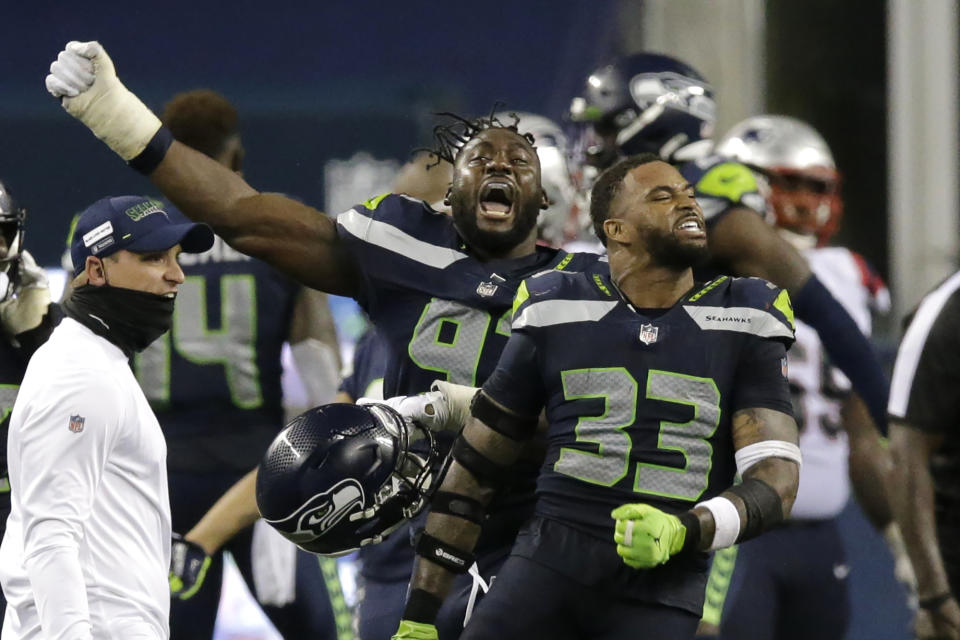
[422,105,536,168]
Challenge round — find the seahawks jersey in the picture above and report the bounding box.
[135,234,299,473]
[791,247,888,520]
[335,193,600,397]
[338,327,388,402]
[482,271,794,610]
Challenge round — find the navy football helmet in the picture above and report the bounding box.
[256,402,438,556]
[0,181,26,301]
[569,53,716,168]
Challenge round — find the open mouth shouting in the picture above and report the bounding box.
[479,180,515,221]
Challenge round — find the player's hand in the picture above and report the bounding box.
[391,620,438,639]
[169,534,212,600]
[611,503,687,569]
[46,41,162,161]
[914,595,960,639]
[430,380,478,431]
[358,390,458,433]
[0,252,51,335]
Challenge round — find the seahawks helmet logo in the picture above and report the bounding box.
[266,478,366,542]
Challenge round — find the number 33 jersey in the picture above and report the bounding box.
[483,270,796,539]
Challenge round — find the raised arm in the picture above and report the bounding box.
[708,206,890,433]
[46,41,360,297]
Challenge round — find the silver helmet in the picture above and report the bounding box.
[715,115,842,246]
[496,112,577,248]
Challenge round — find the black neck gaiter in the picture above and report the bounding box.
[62,284,175,357]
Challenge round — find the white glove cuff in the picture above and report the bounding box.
[696,496,741,550]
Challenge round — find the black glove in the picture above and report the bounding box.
[169,533,212,600]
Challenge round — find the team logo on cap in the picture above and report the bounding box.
[124,199,166,222]
[68,414,85,433]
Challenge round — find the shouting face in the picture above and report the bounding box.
[448,127,548,258]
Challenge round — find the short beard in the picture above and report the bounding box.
[644,227,709,270]
[450,194,540,257]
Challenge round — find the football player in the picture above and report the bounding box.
[567,53,891,436]
[45,41,602,637]
[391,154,801,640]
[0,182,60,629]
[696,115,910,639]
[137,89,345,640]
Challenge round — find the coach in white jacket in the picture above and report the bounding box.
[0,195,213,640]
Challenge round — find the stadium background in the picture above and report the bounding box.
[4,1,956,638]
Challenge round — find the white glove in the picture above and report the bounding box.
[46,41,162,161]
[429,380,478,432]
[17,251,49,291]
[0,252,51,335]
[358,392,451,433]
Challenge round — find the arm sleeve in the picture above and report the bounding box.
[15,373,120,640]
[793,274,890,433]
[733,338,795,416]
[480,331,545,418]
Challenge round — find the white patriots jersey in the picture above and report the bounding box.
[790,247,889,520]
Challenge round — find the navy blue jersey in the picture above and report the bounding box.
[483,271,794,610]
[134,235,299,473]
[338,327,388,401]
[336,193,600,548]
[336,194,601,398]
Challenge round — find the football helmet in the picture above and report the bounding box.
[715,115,842,247]
[0,182,26,302]
[568,52,716,168]
[496,111,578,247]
[256,402,438,556]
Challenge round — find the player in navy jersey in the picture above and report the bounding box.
[0,181,61,630]
[136,90,344,640]
[391,154,801,640]
[567,53,891,437]
[44,41,603,638]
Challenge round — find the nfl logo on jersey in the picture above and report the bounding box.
[68,414,85,433]
[639,323,659,345]
[476,282,498,297]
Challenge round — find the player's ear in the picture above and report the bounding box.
[540,188,549,210]
[443,186,452,207]
[603,218,631,244]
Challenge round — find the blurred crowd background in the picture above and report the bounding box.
[3,1,956,638]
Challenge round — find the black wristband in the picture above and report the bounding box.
[678,511,701,552]
[403,588,442,624]
[919,592,954,611]
[128,127,174,175]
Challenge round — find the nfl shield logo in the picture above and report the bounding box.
[68,414,85,433]
[476,282,498,297]
[638,323,659,345]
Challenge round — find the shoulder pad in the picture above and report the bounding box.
[511,270,614,328]
[684,276,794,342]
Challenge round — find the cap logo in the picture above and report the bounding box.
[82,220,113,248]
[124,199,166,222]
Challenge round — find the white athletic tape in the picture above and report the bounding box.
[696,496,741,550]
[623,519,634,548]
[735,440,803,475]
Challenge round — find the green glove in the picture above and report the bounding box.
[392,620,439,639]
[611,503,687,569]
[169,534,212,600]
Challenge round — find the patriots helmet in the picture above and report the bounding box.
[715,115,842,247]
[568,52,716,168]
[0,182,26,301]
[496,111,578,247]
[256,402,438,556]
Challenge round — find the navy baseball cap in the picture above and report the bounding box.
[70,196,214,276]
